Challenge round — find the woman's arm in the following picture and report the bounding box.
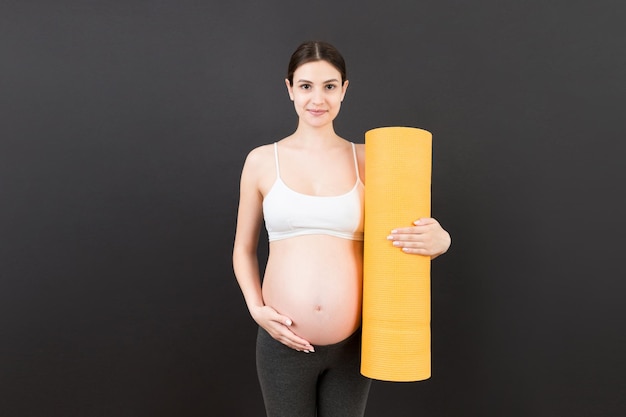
[232,149,267,316]
[232,149,314,352]
[386,217,451,259]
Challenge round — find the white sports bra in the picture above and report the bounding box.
[263,142,365,242]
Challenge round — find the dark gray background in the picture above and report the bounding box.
[1,1,625,416]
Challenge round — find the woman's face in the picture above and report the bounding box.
[285,60,349,128]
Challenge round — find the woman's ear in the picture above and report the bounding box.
[341,80,349,102]
[285,78,294,101]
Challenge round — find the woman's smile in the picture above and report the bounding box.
[307,108,328,116]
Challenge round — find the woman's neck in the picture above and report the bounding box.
[291,123,342,148]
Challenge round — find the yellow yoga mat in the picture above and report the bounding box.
[361,126,432,382]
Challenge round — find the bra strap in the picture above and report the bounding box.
[350,142,361,181]
[273,142,281,179]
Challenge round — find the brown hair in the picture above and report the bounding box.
[286,41,347,85]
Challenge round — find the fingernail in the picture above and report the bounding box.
[386,235,394,240]
[390,229,397,234]
[393,241,400,246]
[414,220,422,225]
[285,319,292,326]
[304,350,310,353]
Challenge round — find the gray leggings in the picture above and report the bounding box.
[256,327,372,417]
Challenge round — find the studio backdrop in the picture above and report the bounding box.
[1,1,625,416]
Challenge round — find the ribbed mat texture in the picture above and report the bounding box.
[361,126,432,382]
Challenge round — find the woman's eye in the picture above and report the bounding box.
[325,84,336,90]
[300,84,311,90]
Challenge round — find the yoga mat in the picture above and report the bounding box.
[361,126,432,382]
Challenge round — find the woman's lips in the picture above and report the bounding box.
[308,109,327,116]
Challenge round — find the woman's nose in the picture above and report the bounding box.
[311,88,324,104]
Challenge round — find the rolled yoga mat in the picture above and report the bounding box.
[361,126,432,382]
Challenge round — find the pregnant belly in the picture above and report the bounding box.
[262,236,363,345]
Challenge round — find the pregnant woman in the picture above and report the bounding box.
[232,40,451,417]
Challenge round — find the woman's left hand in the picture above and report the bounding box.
[387,217,451,259]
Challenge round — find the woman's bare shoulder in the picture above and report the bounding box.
[240,143,279,193]
[244,143,275,167]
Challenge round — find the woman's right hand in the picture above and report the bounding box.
[250,305,316,353]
